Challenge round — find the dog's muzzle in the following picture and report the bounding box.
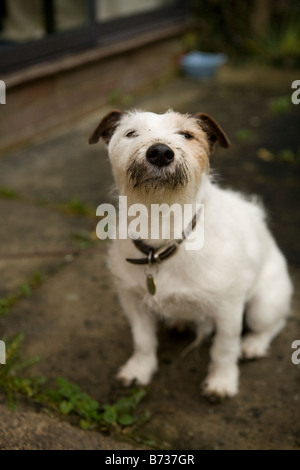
[146,144,174,167]
[126,144,190,190]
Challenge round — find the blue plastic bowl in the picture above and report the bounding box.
[180,51,227,78]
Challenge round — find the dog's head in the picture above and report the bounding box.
[89,109,229,198]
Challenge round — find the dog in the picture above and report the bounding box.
[89,109,293,398]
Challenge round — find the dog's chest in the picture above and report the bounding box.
[133,255,209,321]
[110,240,215,318]
[146,289,204,321]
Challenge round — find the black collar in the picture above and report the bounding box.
[126,208,201,265]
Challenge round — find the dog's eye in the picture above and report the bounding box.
[125,130,138,138]
[179,132,194,140]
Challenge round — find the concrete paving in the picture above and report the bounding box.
[0,66,299,449]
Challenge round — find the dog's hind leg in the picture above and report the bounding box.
[116,289,158,386]
[242,288,292,359]
[242,254,292,359]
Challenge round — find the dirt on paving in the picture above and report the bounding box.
[0,64,299,450]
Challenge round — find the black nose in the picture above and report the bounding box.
[146,144,174,167]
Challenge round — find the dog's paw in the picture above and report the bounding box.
[241,333,268,359]
[202,367,238,399]
[116,354,157,387]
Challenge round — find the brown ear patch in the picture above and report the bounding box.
[89,110,123,145]
[194,113,230,150]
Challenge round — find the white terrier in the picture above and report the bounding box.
[89,109,292,398]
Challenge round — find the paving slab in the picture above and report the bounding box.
[0,198,91,296]
[0,404,139,450]
[0,67,299,450]
[0,129,114,205]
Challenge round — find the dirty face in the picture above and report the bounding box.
[89,110,229,198]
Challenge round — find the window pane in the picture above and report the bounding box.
[0,0,44,42]
[0,0,87,44]
[97,0,174,22]
[55,0,87,32]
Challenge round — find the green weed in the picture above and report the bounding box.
[0,334,149,433]
[0,294,17,317]
[269,96,292,116]
[235,128,254,142]
[0,187,19,199]
[108,90,121,105]
[44,377,147,430]
[45,377,102,429]
[0,333,44,410]
[108,90,134,107]
[71,230,95,249]
[0,272,44,317]
[101,388,147,427]
[58,199,94,217]
[257,147,300,164]
[45,379,148,431]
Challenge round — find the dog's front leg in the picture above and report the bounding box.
[202,306,243,398]
[116,289,158,386]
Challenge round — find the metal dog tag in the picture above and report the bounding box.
[146,273,156,295]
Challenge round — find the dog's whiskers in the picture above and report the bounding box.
[127,159,190,191]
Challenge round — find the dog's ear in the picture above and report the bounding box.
[89,110,123,145]
[194,113,230,151]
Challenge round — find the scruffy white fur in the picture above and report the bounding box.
[90,110,293,398]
